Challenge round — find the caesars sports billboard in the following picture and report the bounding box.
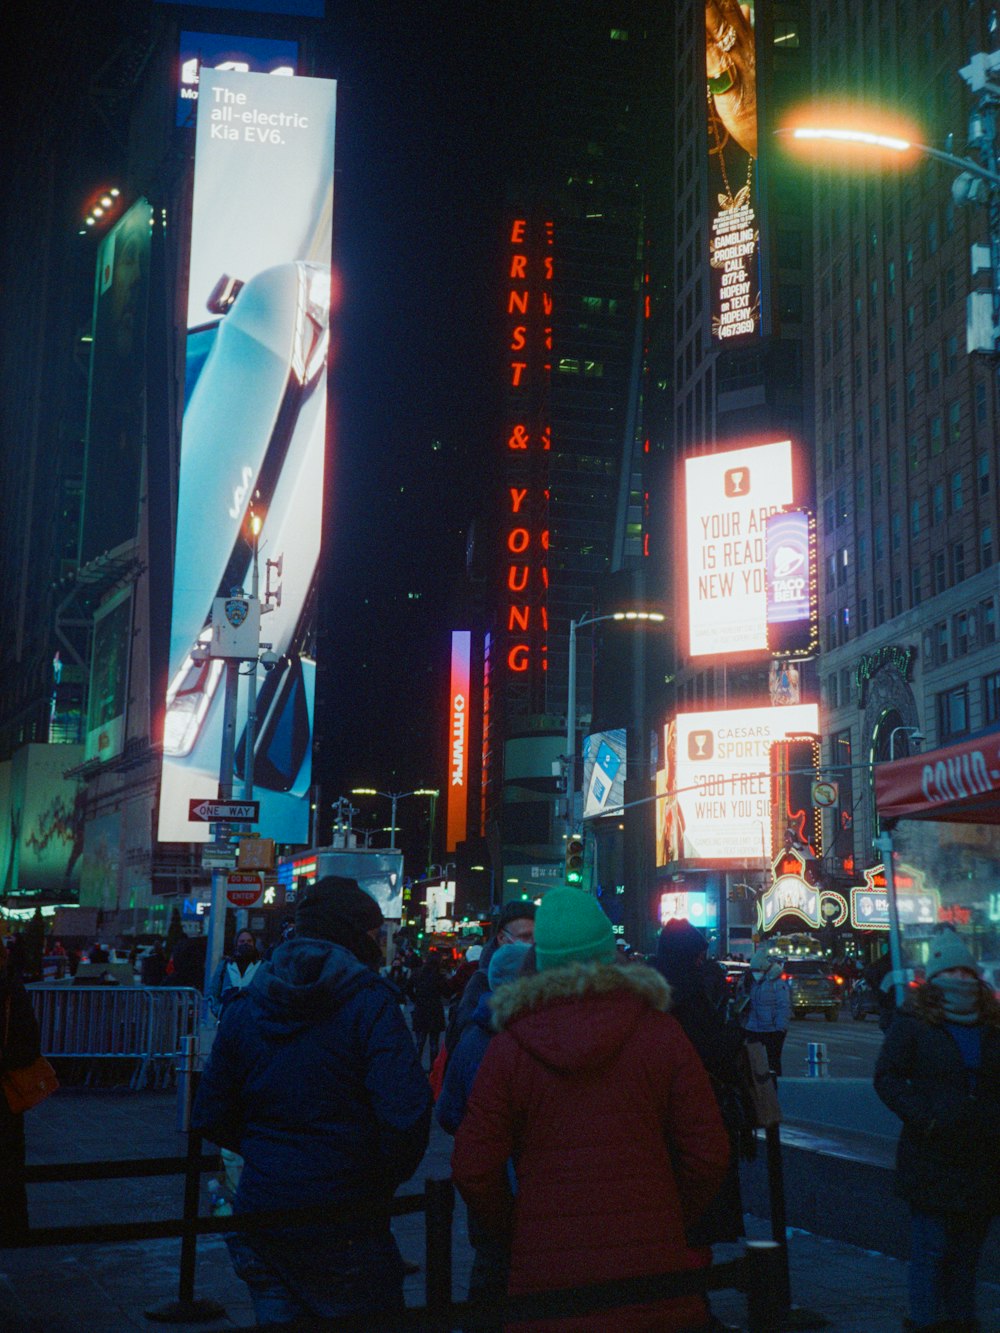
[685,440,794,658]
[158,69,336,844]
[673,704,819,861]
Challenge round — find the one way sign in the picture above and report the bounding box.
[188,799,260,823]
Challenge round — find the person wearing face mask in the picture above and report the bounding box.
[209,929,262,1019]
[875,931,1000,1333]
[742,946,791,1076]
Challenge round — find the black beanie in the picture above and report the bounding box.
[296,877,383,967]
[496,900,537,934]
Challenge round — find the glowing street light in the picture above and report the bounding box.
[351,787,439,850]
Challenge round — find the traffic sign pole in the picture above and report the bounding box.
[205,660,241,1002]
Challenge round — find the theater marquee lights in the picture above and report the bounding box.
[503,216,551,686]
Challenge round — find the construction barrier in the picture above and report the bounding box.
[26,985,201,1090]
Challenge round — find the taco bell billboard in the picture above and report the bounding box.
[157,69,336,845]
[765,509,817,658]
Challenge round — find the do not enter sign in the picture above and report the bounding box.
[226,872,263,909]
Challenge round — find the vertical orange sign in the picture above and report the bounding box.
[447,630,471,852]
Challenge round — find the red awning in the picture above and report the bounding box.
[875,725,1000,824]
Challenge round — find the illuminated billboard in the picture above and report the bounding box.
[707,0,760,340]
[158,69,336,845]
[685,440,794,658]
[85,587,133,764]
[80,199,153,565]
[447,631,471,852]
[765,509,817,657]
[582,730,626,819]
[177,32,298,126]
[0,745,84,898]
[671,704,819,862]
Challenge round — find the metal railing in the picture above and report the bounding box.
[27,985,201,1090]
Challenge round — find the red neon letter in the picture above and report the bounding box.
[542,293,552,316]
[544,256,553,280]
[507,564,528,592]
[508,644,529,672]
[508,605,529,632]
[509,487,528,514]
[510,326,526,351]
[509,255,527,279]
[508,290,528,315]
[508,424,529,450]
[508,528,529,554]
[511,362,527,386]
[510,219,526,243]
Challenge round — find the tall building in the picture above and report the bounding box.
[479,5,661,925]
[649,0,817,950]
[810,0,1000,870]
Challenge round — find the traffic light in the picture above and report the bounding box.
[565,834,585,885]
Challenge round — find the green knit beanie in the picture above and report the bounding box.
[534,887,616,972]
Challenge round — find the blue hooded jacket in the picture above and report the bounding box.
[192,936,431,1222]
[436,991,494,1135]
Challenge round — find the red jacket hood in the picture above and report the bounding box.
[489,961,673,1074]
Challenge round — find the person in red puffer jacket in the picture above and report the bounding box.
[452,888,730,1332]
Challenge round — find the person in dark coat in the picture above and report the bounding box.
[192,876,432,1326]
[140,938,166,987]
[874,932,1000,1332]
[445,901,536,1054]
[408,950,449,1065]
[655,919,748,1248]
[742,945,791,1075]
[1,940,42,1244]
[453,888,729,1332]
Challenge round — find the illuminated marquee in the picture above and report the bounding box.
[685,440,795,658]
[849,864,940,930]
[447,630,471,852]
[503,216,551,685]
[758,847,847,932]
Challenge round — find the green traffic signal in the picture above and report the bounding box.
[565,834,584,884]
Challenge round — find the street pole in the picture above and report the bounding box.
[205,658,240,999]
[390,793,398,850]
[565,617,578,847]
[874,829,906,1008]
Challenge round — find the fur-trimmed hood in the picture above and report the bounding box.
[489,962,673,1075]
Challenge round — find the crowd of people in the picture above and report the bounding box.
[3,888,999,1330]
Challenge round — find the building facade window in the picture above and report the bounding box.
[911,565,922,605]
[953,611,970,657]
[985,671,1000,726]
[937,684,969,742]
[934,550,946,593]
[978,452,990,495]
[951,541,966,584]
[982,598,997,645]
[982,525,994,571]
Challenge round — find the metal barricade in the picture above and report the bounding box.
[27,985,201,1089]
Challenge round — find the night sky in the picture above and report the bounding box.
[3,1,536,862]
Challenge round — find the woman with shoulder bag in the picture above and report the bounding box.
[1,940,44,1243]
[742,946,791,1076]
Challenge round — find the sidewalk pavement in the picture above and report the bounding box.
[1,1086,998,1331]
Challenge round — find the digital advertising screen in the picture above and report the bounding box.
[447,630,471,852]
[85,587,133,764]
[0,745,84,898]
[672,704,820,862]
[706,0,760,340]
[684,440,794,658]
[765,509,817,657]
[158,69,336,845]
[80,199,153,566]
[582,730,626,819]
[177,32,298,127]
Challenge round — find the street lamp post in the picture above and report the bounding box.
[350,788,439,851]
[564,611,665,855]
[888,725,924,762]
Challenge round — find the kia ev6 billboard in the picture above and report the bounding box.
[158,69,336,844]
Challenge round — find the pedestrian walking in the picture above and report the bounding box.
[208,929,262,1017]
[408,949,448,1065]
[742,945,791,1075]
[874,931,1000,1333]
[0,939,42,1244]
[452,887,730,1331]
[446,901,536,1054]
[191,876,431,1326]
[655,919,749,1247]
[139,938,167,987]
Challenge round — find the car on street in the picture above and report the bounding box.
[782,958,840,1021]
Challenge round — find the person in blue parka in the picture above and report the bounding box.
[192,876,431,1327]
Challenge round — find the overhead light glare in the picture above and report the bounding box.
[792,126,911,152]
